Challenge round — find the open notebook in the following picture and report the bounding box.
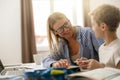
[0,59,24,76]
[68,67,120,80]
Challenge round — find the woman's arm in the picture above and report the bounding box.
[42,54,70,68]
[42,54,58,68]
[42,40,69,68]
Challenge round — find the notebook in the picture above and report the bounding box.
[0,59,24,76]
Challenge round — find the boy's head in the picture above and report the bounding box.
[89,4,120,38]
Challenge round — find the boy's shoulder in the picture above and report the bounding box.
[100,39,120,50]
[113,39,120,45]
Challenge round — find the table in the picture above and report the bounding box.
[0,63,45,80]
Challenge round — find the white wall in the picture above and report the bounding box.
[0,0,21,65]
[89,0,120,39]
[89,0,120,11]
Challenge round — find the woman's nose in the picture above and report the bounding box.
[64,27,70,32]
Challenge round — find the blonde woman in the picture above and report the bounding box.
[43,12,103,68]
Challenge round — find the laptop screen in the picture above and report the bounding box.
[0,59,4,73]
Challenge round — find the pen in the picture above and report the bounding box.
[74,60,89,64]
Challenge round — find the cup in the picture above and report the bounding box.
[33,54,42,65]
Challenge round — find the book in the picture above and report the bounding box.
[68,67,120,80]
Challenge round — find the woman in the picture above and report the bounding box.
[42,12,103,68]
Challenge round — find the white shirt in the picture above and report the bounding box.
[99,39,120,67]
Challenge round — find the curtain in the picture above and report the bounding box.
[21,0,37,63]
[83,0,91,27]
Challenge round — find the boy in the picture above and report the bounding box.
[77,4,120,70]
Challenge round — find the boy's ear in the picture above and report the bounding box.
[100,23,108,31]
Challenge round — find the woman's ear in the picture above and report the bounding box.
[54,32,60,37]
[53,31,59,37]
[53,31,58,35]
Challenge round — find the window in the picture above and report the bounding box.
[32,0,84,51]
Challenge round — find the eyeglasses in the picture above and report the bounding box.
[55,21,71,34]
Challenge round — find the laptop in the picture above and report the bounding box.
[0,59,24,76]
[0,59,6,75]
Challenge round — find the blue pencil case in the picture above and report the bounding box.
[24,68,74,80]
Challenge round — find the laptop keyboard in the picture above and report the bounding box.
[6,70,24,75]
[1,69,7,75]
[1,69,24,76]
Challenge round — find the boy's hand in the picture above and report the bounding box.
[86,59,105,70]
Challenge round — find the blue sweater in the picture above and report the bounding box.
[42,27,104,68]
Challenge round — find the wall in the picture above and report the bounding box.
[0,0,21,65]
[89,0,120,38]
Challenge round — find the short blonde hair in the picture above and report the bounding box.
[90,4,120,32]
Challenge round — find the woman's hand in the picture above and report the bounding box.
[52,59,70,68]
